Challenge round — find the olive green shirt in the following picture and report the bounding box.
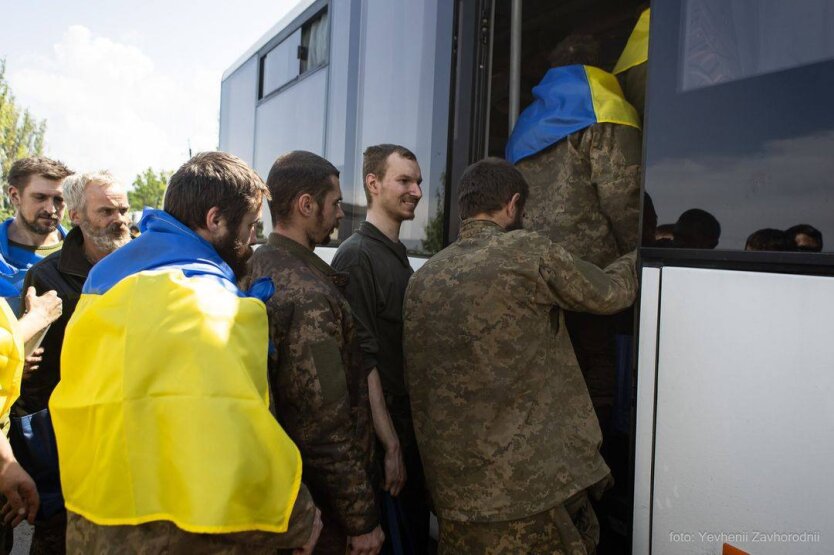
[404,220,637,522]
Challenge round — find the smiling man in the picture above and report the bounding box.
[0,157,73,310]
[332,144,430,552]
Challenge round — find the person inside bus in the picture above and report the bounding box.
[505,33,642,435]
[673,208,721,249]
[745,228,793,252]
[786,224,823,252]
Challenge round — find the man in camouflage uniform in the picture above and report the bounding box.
[246,151,384,555]
[404,158,637,554]
[509,35,642,429]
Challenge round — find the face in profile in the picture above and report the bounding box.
[214,203,261,280]
[313,176,345,246]
[11,176,65,235]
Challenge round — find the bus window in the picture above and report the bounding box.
[643,0,834,253]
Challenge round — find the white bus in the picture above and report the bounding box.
[221,1,834,553]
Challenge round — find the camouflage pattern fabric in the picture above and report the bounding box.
[437,489,599,555]
[516,122,642,269]
[403,220,637,523]
[245,233,378,542]
[65,483,317,554]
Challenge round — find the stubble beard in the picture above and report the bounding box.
[80,219,131,255]
[19,211,59,236]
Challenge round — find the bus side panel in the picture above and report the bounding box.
[651,267,833,554]
[633,267,661,555]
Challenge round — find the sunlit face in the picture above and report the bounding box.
[312,176,344,246]
[373,153,423,222]
[73,182,131,255]
[214,202,261,280]
[10,176,65,235]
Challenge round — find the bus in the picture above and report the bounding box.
[220,1,834,553]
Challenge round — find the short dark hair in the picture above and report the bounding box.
[163,151,268,233]
[785,224,823,252]
[548,34,601,68]
[362,144,417,205]
[7,156,73,192]
[674,208,721,249]
[266,151,340,223]
[745,228,793,252]
[458,158,529,220]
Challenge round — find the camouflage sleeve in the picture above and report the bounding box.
[539,247,638,314]
[332,256,380,373]
[271,292,379,536]
[590,123,642,255]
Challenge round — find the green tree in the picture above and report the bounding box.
[0,58,47,220]
[129,168,170,211]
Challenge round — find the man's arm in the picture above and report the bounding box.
[539,247,638,315]
[333,257,405,496]
[590,123,642,254]
[271,291,379,537]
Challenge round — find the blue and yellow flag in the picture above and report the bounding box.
[0,299,24,418]
[49,209,302,534]
[506,64,640,164]
[613,8,650,75]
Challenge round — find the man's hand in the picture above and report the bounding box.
[293,508,322,555]
[348,525,385,555]
[22,347,44,379]
[0,459,39,527]
[383,442,406,497]
[18,287,62,343]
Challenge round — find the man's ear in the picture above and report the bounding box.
[296,193,315,219]
[7,186,21,208]
[204,206,225,233]
[506,192,522,220]
[365,173,380,198]
[69,208,81,226]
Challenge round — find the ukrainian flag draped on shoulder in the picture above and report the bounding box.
[613,8,650,75]
[49,209,302,534]
[505,64,640,164]
[0,299,24,417]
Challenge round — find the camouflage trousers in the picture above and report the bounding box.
[437,491,599,555]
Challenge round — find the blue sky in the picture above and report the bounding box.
[1,0,297,185]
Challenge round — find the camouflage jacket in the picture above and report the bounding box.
[403,220,637,522]
[516,122,642,268]
[246,233,378,536]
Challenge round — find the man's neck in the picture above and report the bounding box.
[7,218,61,248]
[274,224,315,251]
[82,240,108,265]
[366,211,402,243]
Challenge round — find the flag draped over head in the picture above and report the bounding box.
[613,8,650,75]
[505,64,640,164]
[49,209,303,534]
[0,299,24,418]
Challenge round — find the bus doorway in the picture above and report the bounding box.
[446,2,647,553]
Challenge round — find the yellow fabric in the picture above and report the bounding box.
[584,66,641,131]
[0,299,24,419]
[49,270,303,534]
[613,8,650,75]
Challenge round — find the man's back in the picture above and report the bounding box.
[404,219,637,522]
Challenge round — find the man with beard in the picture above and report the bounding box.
[245,151,384,555]
[404,159,637,553]
[332,144,430,552]
[0,157,73,312]
[13,171,131,553]
[49,152,321,554]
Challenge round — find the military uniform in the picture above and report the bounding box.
[404,220,637,553]
[246,233,378,553]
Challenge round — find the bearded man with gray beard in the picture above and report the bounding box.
[11,170,132,555]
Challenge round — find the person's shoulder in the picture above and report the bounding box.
[332,232,369,268]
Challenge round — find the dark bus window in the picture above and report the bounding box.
[643,0,834,253]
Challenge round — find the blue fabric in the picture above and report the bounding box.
[85,209,274,301]
[505,65,597,164]
[0,218,68,298]
[9,409,65,522]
